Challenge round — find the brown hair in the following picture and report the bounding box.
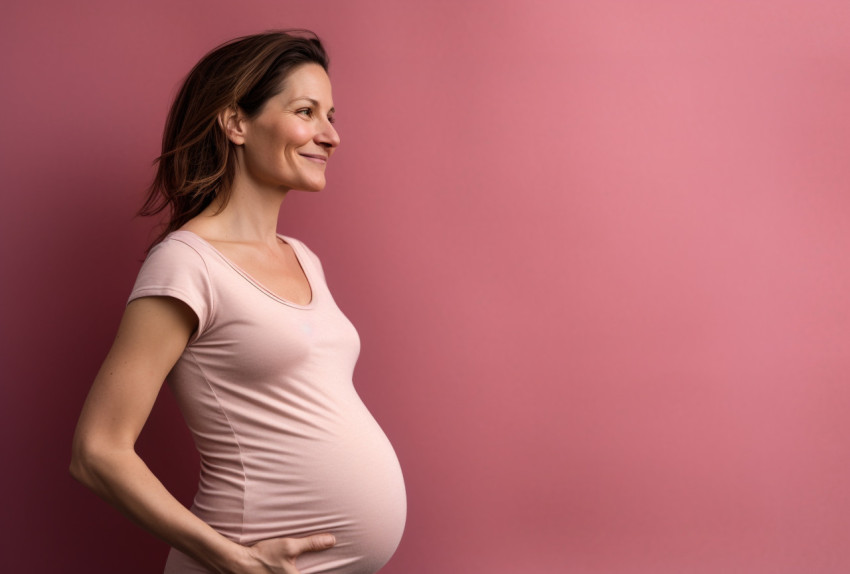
[139,30,329,247]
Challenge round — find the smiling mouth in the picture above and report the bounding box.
[299,153,328,163]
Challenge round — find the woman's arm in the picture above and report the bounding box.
[70,296,334,574]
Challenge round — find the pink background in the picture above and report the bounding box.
[2,1,850,572]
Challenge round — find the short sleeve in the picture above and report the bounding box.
[128,238,214,340]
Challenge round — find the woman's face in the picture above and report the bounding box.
[237,63,340,192]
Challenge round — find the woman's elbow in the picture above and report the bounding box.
[69,437,93,486]
[69,433,108,489]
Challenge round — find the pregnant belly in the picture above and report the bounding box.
[193,406,407,574]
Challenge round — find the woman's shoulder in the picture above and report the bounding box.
[154,229,212,253]
[278,234,327,281]
[138,231,215,283]
[131,231,216,338]
[278,233,310,252]
[279,234,323,264]
[145,230,224,267]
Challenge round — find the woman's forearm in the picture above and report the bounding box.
[70,442,249,573]
[70,298,253,571]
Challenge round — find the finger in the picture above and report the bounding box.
[292,533,336,555]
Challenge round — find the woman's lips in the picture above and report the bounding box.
[299,153,327,163]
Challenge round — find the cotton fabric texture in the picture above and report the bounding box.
[128,231,406,574]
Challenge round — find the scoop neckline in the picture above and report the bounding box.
[170,229,316,309]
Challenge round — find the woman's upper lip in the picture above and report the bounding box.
[299,153,327,161]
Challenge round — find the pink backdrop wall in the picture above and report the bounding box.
[2,1,849,572]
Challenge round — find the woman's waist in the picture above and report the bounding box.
[195,430,405,509]
[191,458,406,570]
[193,424,405,525]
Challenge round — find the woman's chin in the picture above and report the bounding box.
[299,179,327,193]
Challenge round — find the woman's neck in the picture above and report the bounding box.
[187,180,290,248]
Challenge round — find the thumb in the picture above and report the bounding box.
[294,533,336,555]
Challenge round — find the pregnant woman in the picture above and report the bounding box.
[70,31,406,574]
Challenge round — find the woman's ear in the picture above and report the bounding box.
[217,106,247,145]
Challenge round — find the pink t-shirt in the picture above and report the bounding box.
[129,230,406,574]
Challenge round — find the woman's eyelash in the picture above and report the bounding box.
[298,108,335,124]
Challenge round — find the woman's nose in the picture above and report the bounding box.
[317,119,340,149]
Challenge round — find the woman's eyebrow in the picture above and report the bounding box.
[290,96,335,113]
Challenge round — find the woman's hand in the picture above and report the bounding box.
[240,533,336,573]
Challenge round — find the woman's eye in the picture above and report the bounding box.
[297,108,334,125]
